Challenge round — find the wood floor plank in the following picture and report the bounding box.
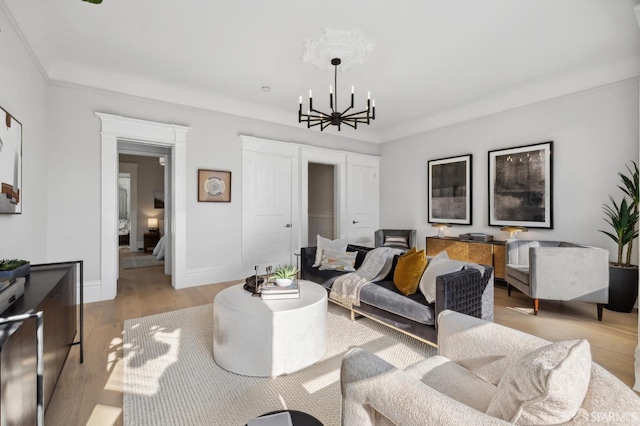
[44,256,639,425]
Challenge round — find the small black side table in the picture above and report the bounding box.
[247,410,323,426]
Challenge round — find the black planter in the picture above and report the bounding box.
[605,265,639,313]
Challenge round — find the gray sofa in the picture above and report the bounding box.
[300,244,494,345]
[341,310,640,425]
[505,240,609,320]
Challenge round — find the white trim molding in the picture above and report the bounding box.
[634,2,640,393]
[97,113,190,300]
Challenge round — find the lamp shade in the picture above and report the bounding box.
[148,217,159,229]
[431,223,451,238]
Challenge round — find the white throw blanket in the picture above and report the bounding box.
[329,247,403,307]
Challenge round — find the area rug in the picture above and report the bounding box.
[121,255,164,270]
[123,302,437,426]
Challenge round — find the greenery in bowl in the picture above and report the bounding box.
[600,161,638,267]
[0,259,29,271]
[269,265,298,280]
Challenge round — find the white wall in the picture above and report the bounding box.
[0,7,49,261]
[380,78,640,261]
[43,83,378,295]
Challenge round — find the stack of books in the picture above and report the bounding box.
[260,280,300,300]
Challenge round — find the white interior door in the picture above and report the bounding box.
[243,148,294,272]
[346,155,380,247]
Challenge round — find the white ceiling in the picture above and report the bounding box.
[3,0,640,143]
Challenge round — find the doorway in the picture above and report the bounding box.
[97,113,190,301]
[308,162,336,245]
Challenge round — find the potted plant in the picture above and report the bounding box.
[0,259,31,281]
[600,161,639,312]
[270,265,298,287]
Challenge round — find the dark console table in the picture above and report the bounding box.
[0,261,83,424]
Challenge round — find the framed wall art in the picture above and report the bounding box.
[428,154,472,225]
[0,106,22,214]
[488,141,553,228]
[153,189,164,209]
[198,169,231,202]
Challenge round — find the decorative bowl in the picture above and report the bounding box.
[275,278,293,287]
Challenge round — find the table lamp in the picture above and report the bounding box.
[431,223,451,238]
[500,226,528,239]
[148,217,159,234]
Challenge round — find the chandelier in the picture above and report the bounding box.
[298,58,375,131]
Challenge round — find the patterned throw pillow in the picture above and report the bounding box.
[319,250,358,271]
[383,235,410,249]
[313,236,348,267]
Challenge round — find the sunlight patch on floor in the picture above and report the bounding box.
[303,369,340,394]
[86,404,122,425]
[124,328,182,396]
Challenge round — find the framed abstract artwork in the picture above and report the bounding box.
[198,169,231,202]
[428,154,472,225]
[153,189,164,209]
[488,141,553,228]
[0,106,22,214]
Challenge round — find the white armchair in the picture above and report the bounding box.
[504,240,609,320]
[341,310,640,426]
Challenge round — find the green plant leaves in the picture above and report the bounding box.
[269,265,298,279]
[601,161,639,267]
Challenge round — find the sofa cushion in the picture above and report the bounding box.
[313,236,348,267]
[419,251,466,303]
[319,250,357,272]
[486,339,591,425]
[359,282,435,325]
[393,248,428,296]
[405,355,497,412]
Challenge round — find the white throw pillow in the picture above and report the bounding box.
[486,339,591,425]
[418,251,466,303]
[313,236,348,267]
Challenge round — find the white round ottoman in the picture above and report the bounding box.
[213,280,327,377]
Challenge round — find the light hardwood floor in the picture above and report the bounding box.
[45,257,638,425]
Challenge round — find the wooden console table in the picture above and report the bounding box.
[426,237,505,281]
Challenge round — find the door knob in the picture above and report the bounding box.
[284,224,292,228]
[352,220,359,224]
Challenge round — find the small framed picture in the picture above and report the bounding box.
[153,189,164,209]
[198,169,231,202]
[428,154,472,225]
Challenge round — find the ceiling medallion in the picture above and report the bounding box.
[303,29,374,71]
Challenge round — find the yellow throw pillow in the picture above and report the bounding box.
[402,247,417,257]
[393,249,428,296]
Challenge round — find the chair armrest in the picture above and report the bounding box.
[529,246,609,300]
[341,347,510,426]
[437,311,549,385]
[435,266,494,325]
